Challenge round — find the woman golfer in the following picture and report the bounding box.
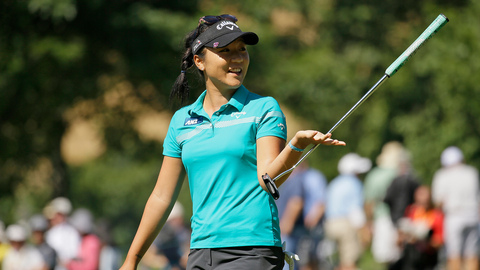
[120,14,345,270]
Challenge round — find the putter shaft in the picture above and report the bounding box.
[272,74,389,182]
[266,14,449,195]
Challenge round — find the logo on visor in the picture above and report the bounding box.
[184,117,203,126]
[213,42,219,48]
[216,21,238,31]
[193,40,202,51]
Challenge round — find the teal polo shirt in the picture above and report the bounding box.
[163,85,287,249]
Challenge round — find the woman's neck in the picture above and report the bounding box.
[203,86,236,117]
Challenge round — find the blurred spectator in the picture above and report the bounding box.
[325,153,372,270]
[0,220,11,267]
[276,162,328,270]
[383,148,420,227]
[44,197,81,270]
[67,208,102,270]
[395,185,444,270]
[29,214,57,270]
[96,220,122,270]
[296,163,328,270]
[161,202,190,269]
[99,244,122,270]
[2,224,45,270]
[432,146,479,270]
[364,142,405,266]
[276,163,308,270]
[140,202,191,270]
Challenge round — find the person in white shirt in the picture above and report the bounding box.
[432,146,479,270]
[44,197,81,270]
[2,224,45,270]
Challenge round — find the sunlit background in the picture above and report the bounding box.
[1,0,479,268]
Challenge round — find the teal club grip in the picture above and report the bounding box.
[385,14,449,77]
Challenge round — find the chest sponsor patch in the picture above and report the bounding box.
[184,117,203,126]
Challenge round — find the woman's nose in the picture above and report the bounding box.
[231,51,245,63]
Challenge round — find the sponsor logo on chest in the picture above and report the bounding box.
[184,117,203,126]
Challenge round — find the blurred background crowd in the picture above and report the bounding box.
[2,143,479,270]
[277,143,480,270]
[0,197,190,270]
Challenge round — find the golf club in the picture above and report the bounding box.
[263,14,449,200]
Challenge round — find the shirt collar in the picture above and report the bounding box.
[188,85,249,116]
[190,90,207,116]
[229,85,248,112]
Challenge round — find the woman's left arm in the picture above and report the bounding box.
[257,130,345,189]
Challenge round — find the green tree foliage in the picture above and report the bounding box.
[1,0,479,251]
[1,0,196,220]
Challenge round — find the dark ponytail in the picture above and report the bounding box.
[170,24,210,105]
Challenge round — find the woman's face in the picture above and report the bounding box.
[414,186,431,207]
[195,38,250,92]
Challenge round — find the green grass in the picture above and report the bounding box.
[358,249,386,270]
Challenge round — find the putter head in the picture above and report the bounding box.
[262,173,280,200]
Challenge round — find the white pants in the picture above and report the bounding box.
[371,216,401,263]
[444,215,479,258]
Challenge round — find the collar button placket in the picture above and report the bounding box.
[211,111,222,135]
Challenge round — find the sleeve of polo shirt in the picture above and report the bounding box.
[256,97,287,140]
[163,112,182,158]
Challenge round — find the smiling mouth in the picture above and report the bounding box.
[229,67,242,74]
